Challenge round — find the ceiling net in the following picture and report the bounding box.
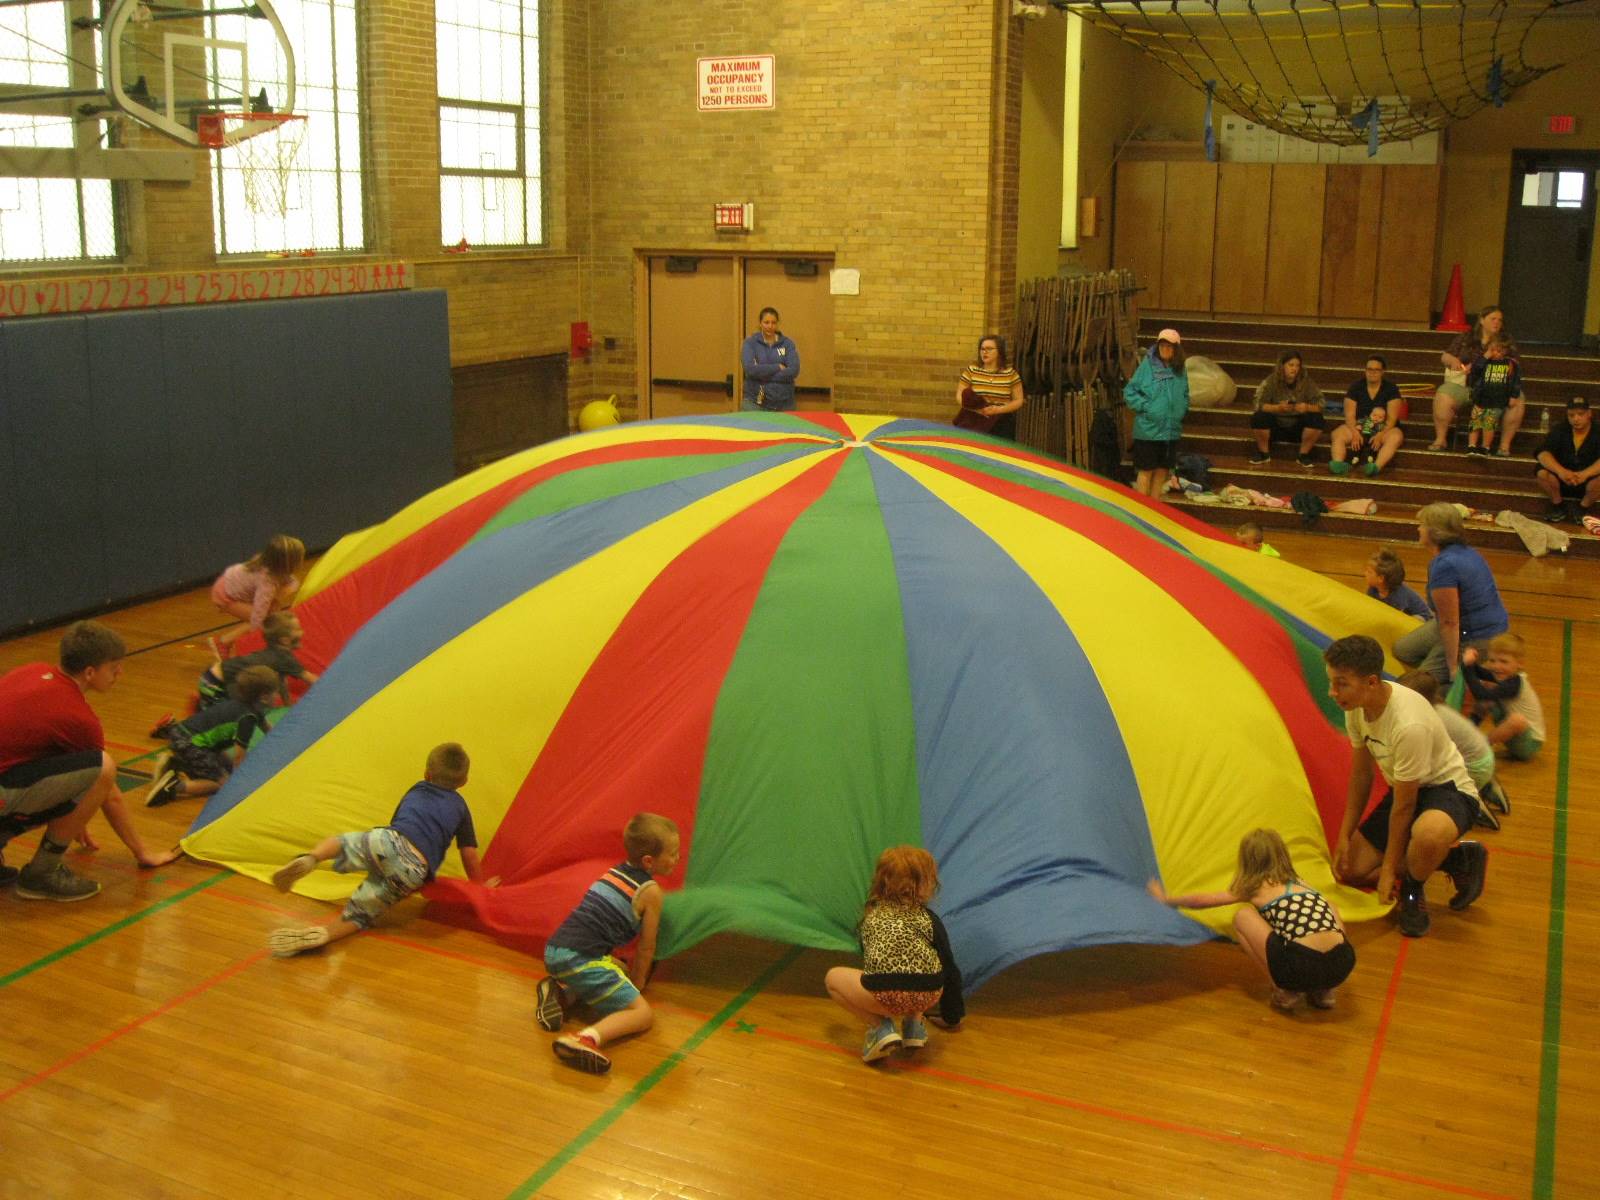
[1063,1,1588,145]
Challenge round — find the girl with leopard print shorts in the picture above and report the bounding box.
[824,846,965,1062]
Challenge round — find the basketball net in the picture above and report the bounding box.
[199,113,306,217]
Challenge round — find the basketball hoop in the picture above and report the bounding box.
[197,112,307,217]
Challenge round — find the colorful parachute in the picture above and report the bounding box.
[184,413,1410,987]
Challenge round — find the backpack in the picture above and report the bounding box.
[1090,408,1123,482]
[1175,452,1212,491]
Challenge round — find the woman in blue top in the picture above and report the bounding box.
[1394,502,1509,683]
[1123,328,1190,498]
[740,306,801,411]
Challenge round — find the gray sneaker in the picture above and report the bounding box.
[14,862,101,901]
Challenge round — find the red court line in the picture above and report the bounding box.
[0,949,267,1105]
[172,896,1511,1200]
[1333,937,1411,1199]
[105,739,149,754]
[1492,845,1600,871]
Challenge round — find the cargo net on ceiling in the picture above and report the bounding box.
[1062,0,1582,146]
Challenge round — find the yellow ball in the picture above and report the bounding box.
[577,396,621,432]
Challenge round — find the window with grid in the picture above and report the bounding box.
[0,3,119,264]
[210,0,363,255]
[437,0,542,248]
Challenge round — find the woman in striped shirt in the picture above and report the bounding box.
[954,334,1025,438]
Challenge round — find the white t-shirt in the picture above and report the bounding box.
[1346,683,1478,797]
[1505,673,1546,742]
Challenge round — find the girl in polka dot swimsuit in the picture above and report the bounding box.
[1148,828,1356,1014]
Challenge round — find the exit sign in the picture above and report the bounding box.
[1548,114,1576,134]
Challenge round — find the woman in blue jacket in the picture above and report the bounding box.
[1123,328,1190,498]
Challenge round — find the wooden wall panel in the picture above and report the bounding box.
[1212,163,1272,313]
[1320,165,1384,318]
[1264,163,1326,316]
[1375,164,1443,322]
[1114,161,1167,308]
[1160,162,1218,310]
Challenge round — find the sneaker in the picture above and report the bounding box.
[901,1016,929,1049]
[1482,777,1510,814]
[1248,451,1271,465]
[1328,460,1350,475]
[1545,502,1572,524]
[1297,454,1315,469]
[14,862,101,902]
[535,977,566,1032]
[1307,989,1337,1011]
[145,770,181,808]
[1270,988,1305,1013]
[271,854,319,892]
[1363,461,1380,477]
[268,925,331,957]
[1566,500,1583,524]
[554,1033,611,1074]
[862,1018,902,1062]
[1396,882,1430,937]
[1472,794,1501,831]
[148,713,175,739]
[1445,841,1488,912]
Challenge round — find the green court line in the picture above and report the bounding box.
[1532,620,1573,1199]
[506,944,804,1199]
[0,872,229,990]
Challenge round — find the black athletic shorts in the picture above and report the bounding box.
[1249,409,1326,438]
[1266,934,1356,993]
[1359,783,1476,853]
[1130,438,1179,471]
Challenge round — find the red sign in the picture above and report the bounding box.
[714,203,752,232]
[1548,115,1576,134]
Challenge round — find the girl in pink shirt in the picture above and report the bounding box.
[210,534,305,651]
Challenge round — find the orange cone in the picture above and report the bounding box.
[1435,263,1469,331]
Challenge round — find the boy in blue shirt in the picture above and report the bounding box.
[267,742,485,956]
[535,812,681,1075]
[1364,547,1431,621]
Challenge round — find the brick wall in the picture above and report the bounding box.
[4,1,1026,426]
[583,0,1018,421]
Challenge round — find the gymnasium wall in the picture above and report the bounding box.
[1019,14,1600,336]
[580,0,1025,421]
[0,291,452,635]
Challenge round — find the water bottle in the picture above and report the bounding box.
[1540,407,1550,434]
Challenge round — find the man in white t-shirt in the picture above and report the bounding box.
[1323,635,1488,937]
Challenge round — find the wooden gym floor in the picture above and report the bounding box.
[1,531,1595,1200]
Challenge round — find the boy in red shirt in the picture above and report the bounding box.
[1,621,130,899]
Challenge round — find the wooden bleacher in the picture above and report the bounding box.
[1136,316,1600,557]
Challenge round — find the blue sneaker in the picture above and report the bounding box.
[861,1018,901,1062]
[901,1016,929,1049]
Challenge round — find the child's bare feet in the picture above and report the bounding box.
[138,846,183,868]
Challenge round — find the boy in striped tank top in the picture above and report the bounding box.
[537,813,681,1074]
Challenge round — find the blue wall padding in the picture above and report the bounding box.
[0,289,453,633]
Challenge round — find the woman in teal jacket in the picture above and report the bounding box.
[1124,328,1190,498]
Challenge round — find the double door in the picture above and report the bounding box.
[645,254,834,419]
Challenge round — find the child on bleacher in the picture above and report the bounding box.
[1465,340,1522,457]
[1363,547,1431,620]
[1458,633,1545,762]
[146,666,279,807]
[1398,671,1507,829]
[210,534,305,652]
